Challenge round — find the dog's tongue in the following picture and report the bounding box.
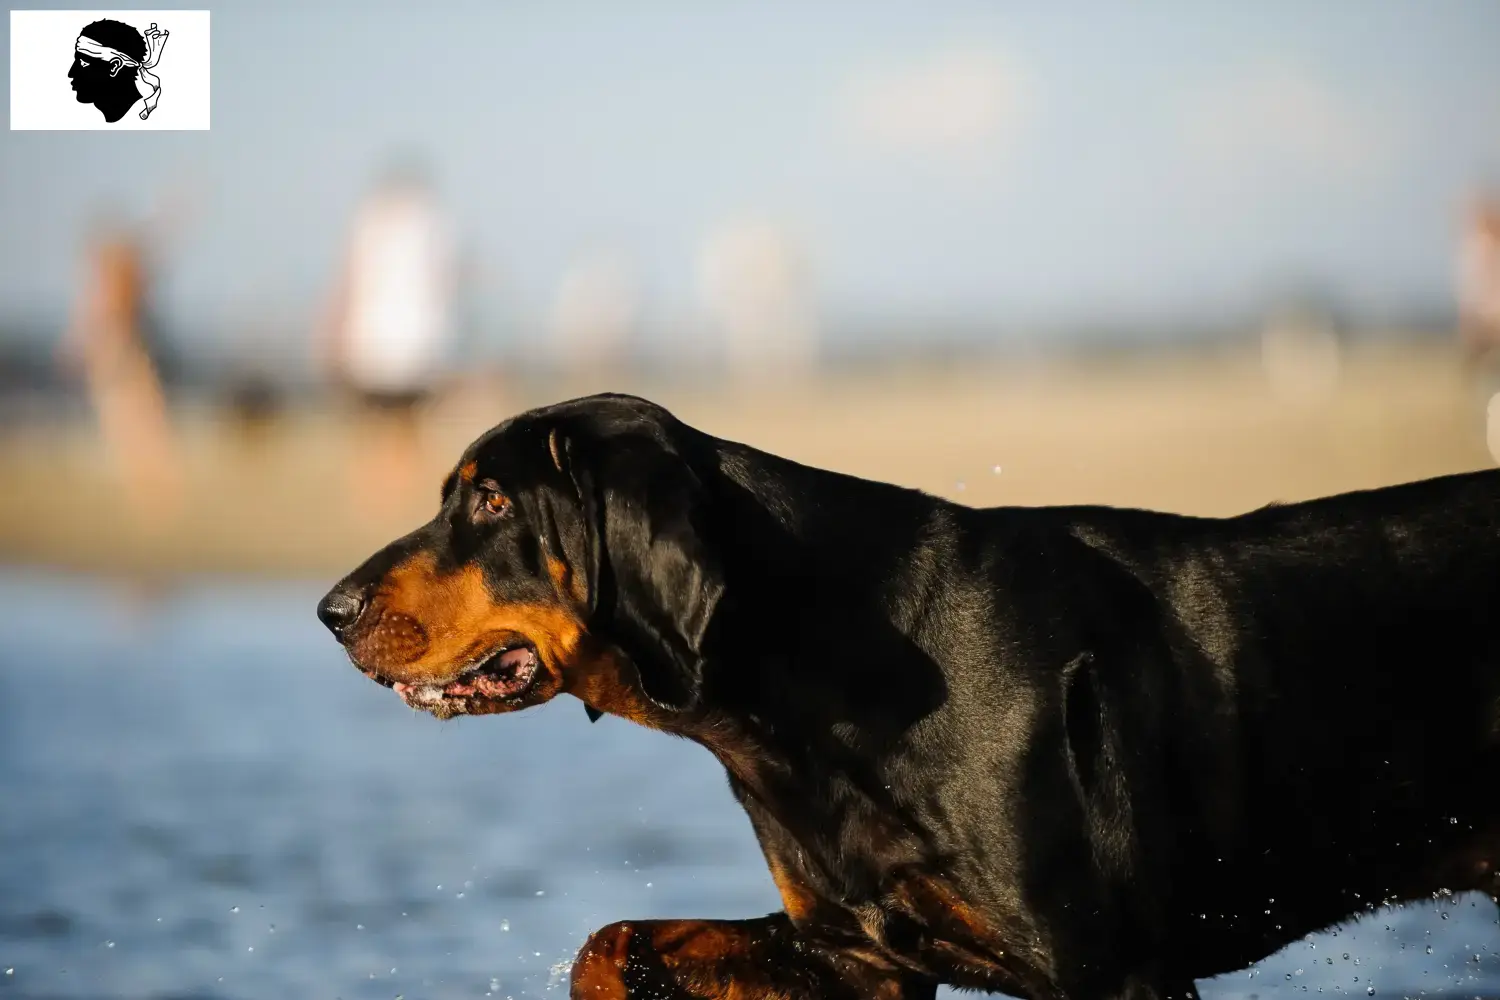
[496,647,535,673]
[445,647,538,698]
[470,647,537,697]
[392,681,443,706]
[392,648,537,704]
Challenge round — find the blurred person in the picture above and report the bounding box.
[320,158,456,518]
[58,214,182,525]
[1457,196,1500,364]
[697,217,818,383]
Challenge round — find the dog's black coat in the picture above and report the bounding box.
[321,393,1500,1000]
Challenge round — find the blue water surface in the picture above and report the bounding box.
[0,571,1494,999]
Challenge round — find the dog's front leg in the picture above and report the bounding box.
[569,912,937,1000]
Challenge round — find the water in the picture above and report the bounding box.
[0,570,1494,999]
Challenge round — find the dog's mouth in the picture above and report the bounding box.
[380,644,541,714]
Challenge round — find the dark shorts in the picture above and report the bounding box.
[349,387,430,414]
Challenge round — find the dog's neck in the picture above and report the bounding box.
[690,439,957,765]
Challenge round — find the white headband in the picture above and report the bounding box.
[75,22,169,119]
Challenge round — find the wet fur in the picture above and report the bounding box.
[321,393,1500,1000]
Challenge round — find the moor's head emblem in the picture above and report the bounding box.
[69,19,169,123]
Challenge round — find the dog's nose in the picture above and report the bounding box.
[317,585,366,638]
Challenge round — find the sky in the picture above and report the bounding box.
[3,1,1499,364]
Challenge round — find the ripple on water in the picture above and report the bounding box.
[0,572,1496,999]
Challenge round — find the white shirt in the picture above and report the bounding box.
[340,190,453,393]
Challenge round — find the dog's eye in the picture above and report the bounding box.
[477,482,511,519]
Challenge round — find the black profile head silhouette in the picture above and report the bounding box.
[69,19,147,123]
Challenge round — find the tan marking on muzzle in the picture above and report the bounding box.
[350,553,593,689]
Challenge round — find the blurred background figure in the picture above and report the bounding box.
[550,247,641,381]
[698,217,819,384]
[1458,194,1500,365]
[56,211,182,526]
[319,157,456,518]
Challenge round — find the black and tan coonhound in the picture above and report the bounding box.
[317,392,1500,1000]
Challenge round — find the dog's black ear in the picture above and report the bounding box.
[566,429,724,713]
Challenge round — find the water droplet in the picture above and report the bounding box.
[1428,946,1434,955]
[456,892,465,899]
[229,906,240,914]
[645,882,653,888]
[357,924,365,930]
[1343,953,1350,960]
[247,946,254,953]
[104,941,114,949]
[1367,989,1375,996]
[535,890,545,897]
[1442,912,1450,920]
[4,969,11,976]
[955,481,966,492]
[500,920,510,932]
[992,465,1003,475]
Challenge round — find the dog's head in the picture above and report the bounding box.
[317,394,724,722]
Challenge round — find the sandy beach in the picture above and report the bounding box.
[2,343,1495,580]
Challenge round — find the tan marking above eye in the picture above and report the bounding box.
[459,460,478,483]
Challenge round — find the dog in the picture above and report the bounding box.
[317,392,1500,1000]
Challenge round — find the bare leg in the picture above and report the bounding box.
[85,336,181,526]
[570,913,937,1000]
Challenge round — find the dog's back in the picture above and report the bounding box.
[1052,468,1500,975]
